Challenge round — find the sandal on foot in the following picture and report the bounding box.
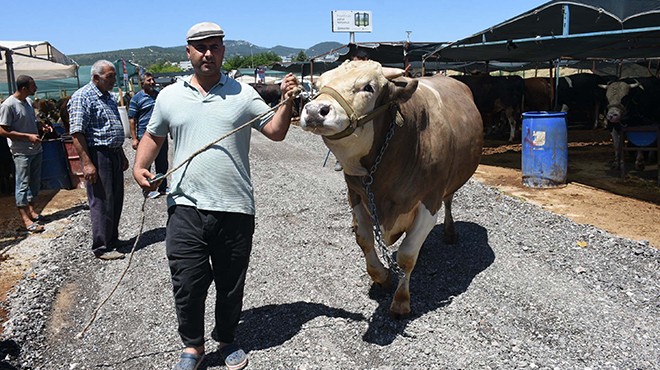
[23,223,45,234]
[30,214,46,223]
[219,343,248,370]
[173,352,204,370]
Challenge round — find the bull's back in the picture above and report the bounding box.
[402,75,482,198]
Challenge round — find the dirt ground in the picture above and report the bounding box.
[0,128,658,337]
[475,128,659,248]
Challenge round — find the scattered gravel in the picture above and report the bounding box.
[1,125,658,369]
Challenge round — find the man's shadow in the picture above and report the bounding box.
[362,221,494,345]
[202,302,367,367]
[117,227,166,253]
[0,339,20,370]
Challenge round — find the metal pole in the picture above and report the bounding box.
[4,49,16,94]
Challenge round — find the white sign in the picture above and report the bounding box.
[332,10,372,33]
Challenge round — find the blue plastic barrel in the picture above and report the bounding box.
[41,139,72,190]
[521,111,568,188]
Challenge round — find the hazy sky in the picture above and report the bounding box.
[2,0,548,55]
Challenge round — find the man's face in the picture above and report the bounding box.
[142,75,156,91]
[94,66,116,93]
[186,37,225,76]
[26,80,37,96]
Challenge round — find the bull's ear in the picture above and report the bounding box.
[389,78,418,103]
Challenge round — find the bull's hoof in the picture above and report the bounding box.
[389,301,411,319]
[389,310,412,320]
[609,160,621,170]
[635,162,645,171]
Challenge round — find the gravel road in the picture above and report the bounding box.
[1,125,658,369]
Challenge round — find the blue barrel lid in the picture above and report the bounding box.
[523,111,567,118]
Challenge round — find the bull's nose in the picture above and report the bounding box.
[305,103,331,118]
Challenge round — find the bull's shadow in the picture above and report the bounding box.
[363,221,494,345]
[201,302,366,367]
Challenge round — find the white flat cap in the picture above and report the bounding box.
[186,22,224,42]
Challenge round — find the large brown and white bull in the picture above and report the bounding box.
[299,61,483,317]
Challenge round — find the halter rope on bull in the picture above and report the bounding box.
[315,74,406,279]
[76,86,303,339]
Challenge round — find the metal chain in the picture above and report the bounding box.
[362,114,404,278]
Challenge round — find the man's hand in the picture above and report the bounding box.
[133,168,160,191]
[280,73,301,100]
[27,133,41,144]
[83,163,98,184]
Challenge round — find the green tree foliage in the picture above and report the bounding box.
[148,61,182,73]
[294,51,308,62]
[222,52,282,70]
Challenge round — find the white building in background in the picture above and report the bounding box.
[178,61,192,71]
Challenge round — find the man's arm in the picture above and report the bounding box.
[133,132,166,190]
[0,125,41,143]
[71,132,97,184]
[130,117,139,150]
[260,73,299,141]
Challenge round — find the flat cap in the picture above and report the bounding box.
[186,22,224,42]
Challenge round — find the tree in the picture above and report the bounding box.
[294,51,308,62]
[222,52,282,70]
[148,61,182,73]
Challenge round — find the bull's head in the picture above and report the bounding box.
[299,60,418,139]
[598,80,641,124]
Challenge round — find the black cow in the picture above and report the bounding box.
[600,77,660,169]
[451,74,524,142]
[248,83,281,107]
[555,73,614,128]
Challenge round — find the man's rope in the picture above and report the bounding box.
[76,91,299,339]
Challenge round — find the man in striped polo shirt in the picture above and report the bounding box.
[133,21,299,370]
[129,72,168,198]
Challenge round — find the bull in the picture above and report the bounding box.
[299,60,483,317]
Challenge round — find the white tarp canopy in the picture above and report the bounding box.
[0,41,78,92]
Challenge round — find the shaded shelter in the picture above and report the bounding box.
[424,0,660,72]
[0,41,79,95]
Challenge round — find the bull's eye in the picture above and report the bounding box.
[362,84,374,93]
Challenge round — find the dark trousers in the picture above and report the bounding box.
[166,205,255,347]
[154,139,169,192]
[87,147,124,255]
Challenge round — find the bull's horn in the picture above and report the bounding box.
[383,67,406,80]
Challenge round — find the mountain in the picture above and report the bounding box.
[68,41,345,67]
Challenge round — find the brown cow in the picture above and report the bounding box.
[523,77,553,112]
[299,60,483,317]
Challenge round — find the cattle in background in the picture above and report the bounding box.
[523,77,553,112]
[299,60,483,317]
[599,77,660,169]
[451,74,524,142]
[248,82,309,119]
[57,96,71,133]
[248,83,281,107]
[555,73,614,128]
